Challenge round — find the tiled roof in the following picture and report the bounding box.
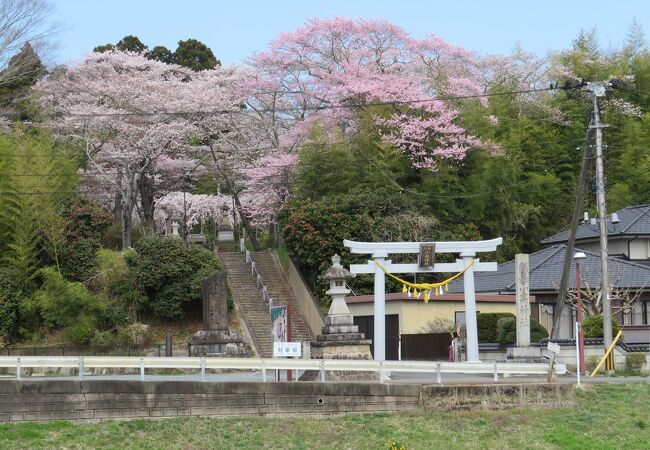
[448,244,650,294]
[542,204,650,244]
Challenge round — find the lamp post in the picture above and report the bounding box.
[574,251,587,374]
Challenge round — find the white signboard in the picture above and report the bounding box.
[273,342,302,358]
[547,342,561,355]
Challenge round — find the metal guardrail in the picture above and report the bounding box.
[0,356,551,384]
[241,238,274,307]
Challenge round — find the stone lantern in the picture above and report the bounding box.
[321,254,356,328]
[302,255,375,381]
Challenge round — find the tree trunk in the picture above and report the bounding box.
[121,201,132,250]
[139,174,156,232]
[231,188,260,251]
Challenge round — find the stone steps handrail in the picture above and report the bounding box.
[0,355,552,384]
[240,238,274,308]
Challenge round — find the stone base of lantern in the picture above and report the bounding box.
[187,329,249,357]
[299,317,378,382]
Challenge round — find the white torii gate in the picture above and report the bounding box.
[344,238,502,362]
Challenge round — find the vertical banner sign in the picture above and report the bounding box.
[418,243,436,269]
[270,305,288,343]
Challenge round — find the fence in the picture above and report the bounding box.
[0,356,551,384]
[0,345,163,357]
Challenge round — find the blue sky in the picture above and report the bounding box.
[51,0,650,65]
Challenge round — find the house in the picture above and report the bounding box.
[344,292,536,359]
[448,244,650,343]
[542,204,650,261]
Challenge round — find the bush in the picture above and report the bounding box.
[496,317,549,344]
[476,312,515,342]
[90,330,117,347]
[60,197,112,282]
[586,355,600,372]
[626,353,646,374]
[129,235,219,319]
[62,316,97,345]
[583,314,621,339]
[116,323,151,346]
[25,268,101,329]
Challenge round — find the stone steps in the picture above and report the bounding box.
[218,251,313,358]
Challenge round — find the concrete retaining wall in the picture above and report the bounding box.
[0,380,575,424]
[0,380,420,423]
[420,383,575,411]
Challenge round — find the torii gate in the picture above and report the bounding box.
[344,238,502,362]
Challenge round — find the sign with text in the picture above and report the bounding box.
[547,342,561,355]
[273,341,302,358]
[418,243,436,269]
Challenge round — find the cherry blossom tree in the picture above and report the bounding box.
[37,52,227,248]
[246,17,493,171]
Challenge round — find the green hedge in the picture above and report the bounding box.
[583,314,621,339]
[476,312,515,342]
[496,317,549,344]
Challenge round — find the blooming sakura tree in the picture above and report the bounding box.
[247,17,492,170]
[38,52,245,249]
[155,192,232,229]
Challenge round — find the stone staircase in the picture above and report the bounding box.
[218,251,313,357]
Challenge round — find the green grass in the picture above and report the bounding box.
[0,383,649,449]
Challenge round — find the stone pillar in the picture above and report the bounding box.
[462,254,480,362]
[515,254,531,347]
[374,256,386,361]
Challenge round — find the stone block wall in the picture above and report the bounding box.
[420,383,575,411]
[0,380,420,423]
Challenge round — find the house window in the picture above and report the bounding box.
[643,301,649,326]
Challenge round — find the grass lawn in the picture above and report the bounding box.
[0,383,648,449]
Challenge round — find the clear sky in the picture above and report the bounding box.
[51,0,650,66]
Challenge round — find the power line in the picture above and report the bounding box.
[54,85,578,118]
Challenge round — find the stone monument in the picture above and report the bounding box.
[507,253,542,361]
[301,255,376,381]
[188,272,248,357]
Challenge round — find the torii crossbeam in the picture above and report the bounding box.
[344,238,502,362]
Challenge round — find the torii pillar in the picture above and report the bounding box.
[344,238,502,362]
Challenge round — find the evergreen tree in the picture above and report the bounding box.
[174,38,220,70]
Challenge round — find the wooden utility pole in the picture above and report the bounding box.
[551,127,592,338]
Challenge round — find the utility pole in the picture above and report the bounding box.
[551,127,592,339]
[587,81,613,369]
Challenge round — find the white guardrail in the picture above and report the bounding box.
[0,356,551,384]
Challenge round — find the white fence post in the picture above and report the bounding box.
[319,360,325,382]
[200,357,206,382]
[78,356,84,380]
[493,361,498,383]
[262,361,267,382]
[16,357,20,380]
[140,357,145,381]
[436,362,441,385]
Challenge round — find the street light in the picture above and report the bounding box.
[574,251,587,374]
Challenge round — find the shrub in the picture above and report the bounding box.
[90,330,116,347]
[583,314,621,339]
[59,197,112,282]
[586,355,600,372]
[62,316,97,345]
[626,353,646,374]
[25,268,101,329]
[116,323,151,346]
[129,235,219,319]
[476,312,515,342]
[496,317,549,344]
